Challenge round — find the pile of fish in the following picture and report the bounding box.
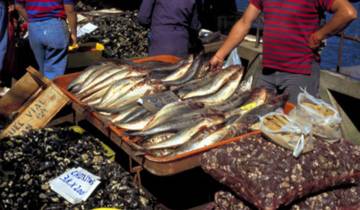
[78,11,149,58]
[0,128,152,210]
[68,55,287,157]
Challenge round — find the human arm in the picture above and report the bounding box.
[8,0,15,13]
[14,1,28,21]
[309,0,357,48]
[64,2,77,45]
[209,4,261,70]
[137,0,155,27]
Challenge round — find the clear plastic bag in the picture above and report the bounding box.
[223,48,242,68]
[260,112,314,157]
[289,89,342,142]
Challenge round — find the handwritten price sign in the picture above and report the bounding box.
[49,167,101,204]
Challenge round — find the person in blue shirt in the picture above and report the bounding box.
[138,0,201,58]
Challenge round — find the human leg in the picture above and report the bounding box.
[42,19,69,79]
[28,22,46,74]
[278,63,320,104]
[255,68,278,92]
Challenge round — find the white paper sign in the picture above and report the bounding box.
[49,167,101,204]
[77,23,98,38]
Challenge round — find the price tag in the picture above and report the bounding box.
[49,167,101,204]
[240,102,257,111]
[77,23,98,37]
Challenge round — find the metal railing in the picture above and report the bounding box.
[336,33,360,72]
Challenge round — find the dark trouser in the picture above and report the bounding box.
[149,25,189,58]
[255,62,320,104]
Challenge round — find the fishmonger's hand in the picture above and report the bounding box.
[209,54,224,71]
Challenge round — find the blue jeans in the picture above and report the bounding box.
[29,18,69,79]
[0,1,8,72]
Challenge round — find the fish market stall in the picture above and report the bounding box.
[54,53,287,177]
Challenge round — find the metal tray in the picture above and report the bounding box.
[53,55,260,176]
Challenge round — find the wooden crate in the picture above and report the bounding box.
[0,67,69,138]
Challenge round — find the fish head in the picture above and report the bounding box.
[251,87,275,104]
[186,54,195,63]
[269,93,289,106]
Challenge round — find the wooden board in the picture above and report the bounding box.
[0,67,69,138]
[0,72,42,118]
[0,83,69,138]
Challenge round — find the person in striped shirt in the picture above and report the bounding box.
[15,0,77,79]
[210,0,357,103]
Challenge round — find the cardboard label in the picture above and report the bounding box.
[77,23,98,37]
[0,84,69,138]
[141,91,180,113]
[49,167,101,204]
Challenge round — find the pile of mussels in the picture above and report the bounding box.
[0,128,152,210]
[75,0,106,11]
[78,11,149,59]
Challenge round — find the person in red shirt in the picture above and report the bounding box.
[15,0,77,79]
[210,0,357,103]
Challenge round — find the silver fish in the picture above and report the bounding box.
[111,105,144,123]
[100,82,165,113]
[143,101,204,131]
[95,77,145,109]
[182,65,241,99]
[74,63,119,93]
[77,69,146,99]
[115,114,153,131]
[145,115,224,150]
[210,90,251,112]
[175,75,213,98]
[225,87,272,119]
[130,116,204,136]
[121,108,149,123]
[172,124,223,156]
[81,86,111,105]
[163,53,203,85]
[142,133,176,147]
[68,62,113,92]
[76,65,129,95]
[191,70,243,106]
[161,55,194,83]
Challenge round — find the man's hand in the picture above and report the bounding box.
[209,54,224,71]
[309,32,324,49]
[70,33,77,46]
[8,4,15,13]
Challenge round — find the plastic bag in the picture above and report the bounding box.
[289,89,342,142]
[260,112,314,157]
[223,48,242,68]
